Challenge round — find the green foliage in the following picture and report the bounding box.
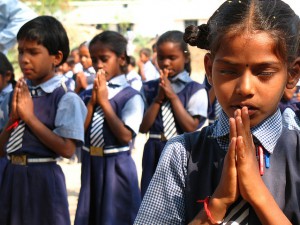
[133,35,153,50]
[23,0,69,15]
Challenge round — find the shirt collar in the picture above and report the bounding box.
[27,75,63,93]
[107,74,128,88]
[211,109,282,154]
[1,83,13,95]
[169,70,191,83]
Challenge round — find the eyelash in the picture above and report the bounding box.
[219,70,275,77]
[219,70,236,75]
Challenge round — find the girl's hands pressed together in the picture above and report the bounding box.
[95,69,109,107]
[16,78,34,123]
[234,107,265,204]
[10,81,21,122]
[159,68,176,101]
[155,69,166,103]
[213,117,239,208]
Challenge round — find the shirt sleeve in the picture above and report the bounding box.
[0,0,37,53]
[134,135,188,225]
[282,107,300,131]
[0,92,11,131]
[121,94,144,136]
[187,88,208,118]
[53,92,87,146]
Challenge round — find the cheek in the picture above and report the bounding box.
[214,83,232,101]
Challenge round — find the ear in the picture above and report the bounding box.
[204,53,213,86]
[184,50,191,65]
[286,57,300,89]
[53,51,64,67]
[118,54,127,67]
[4,71,12,82]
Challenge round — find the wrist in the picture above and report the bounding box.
[154,97,163,105]
[209,196,228,221]
[5,117,20,131]
[198,196,226,224]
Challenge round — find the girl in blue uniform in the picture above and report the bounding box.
[74,31,144,225]
[74,41,96,94]
[0,16,87,225]
[135,0,300,224]
[139,30,208,197]
[0,52,16,188]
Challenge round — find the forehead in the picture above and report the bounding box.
[18,39,41,48]
[157,42,182,54]
[79,45,90,55]
[89,44,116,57]
[214,31,282,65]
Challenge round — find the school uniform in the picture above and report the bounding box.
[63,70,75,91]
[0,75,87,225]
[74,74,144,225]
[75,66,96,94]
[134,109,300,224]
[282,102,300,130]
[83,66,96,90]
[0,83,13,188]
[140,70,208,198]
[126,69,142,92]
[143,60,159,82]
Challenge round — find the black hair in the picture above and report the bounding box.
[17,15,70,66]
[0,52,16,87]
[89,30,130,74]
[128,56,136,67]
[157,30,191,73]
[184,0,300,64]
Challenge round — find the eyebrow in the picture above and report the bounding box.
[215,59,281,67]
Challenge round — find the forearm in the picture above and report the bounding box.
[25,115,76,158]
[101,100,132,144]
[139,99,161,133]
[250,185,291,225]
[84,101,94,131]
[170,95,200,132]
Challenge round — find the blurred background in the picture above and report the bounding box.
[8,0,300,83]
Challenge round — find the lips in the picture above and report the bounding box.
[231,104,258,116]
[21,68,33,76]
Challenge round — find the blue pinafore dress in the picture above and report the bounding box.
[141,79,205,197]
[75,87,141,225]
[184,126,300,224]
[0,85,71,225]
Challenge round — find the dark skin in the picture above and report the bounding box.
[0,78,76,158]
[84,69,132,145]
[189,107,292,225]
[139,68,200,133]
[0,42,77,158]
[189,31,300,224]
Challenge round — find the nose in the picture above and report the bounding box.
[93,59,103,71]
[19,53,29,65]
[161,58,170,69]
[235,71,255,97]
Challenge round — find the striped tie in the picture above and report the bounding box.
[6,121,26,153]
[161,101,177,140]
[214,99,222,120]
[90,106,105,147]
[223,197,249,224]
